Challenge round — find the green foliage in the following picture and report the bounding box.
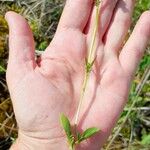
[29,20,39,38]
[0,15,8,57]
[141,134,150,145]
[77,127,100,143]
[60,114,72,137]
[60,113,75,149]
[133,0,150,22]
[60,114,100,149]
[38,41,48,51]
[139,53,150,72]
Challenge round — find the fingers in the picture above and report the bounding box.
[86,0,118,41]
[5,11,36,71]
[104,0,135,54]
[57,0,93,31]
[119,11,150,76]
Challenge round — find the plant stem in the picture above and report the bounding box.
[88,0,100,64]
[74,72,90,125]
[74,0,101,127]
[69,146,75,150]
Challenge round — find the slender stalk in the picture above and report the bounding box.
[74,72,90,125]
[60,1,101,149]
[74,0,101,126]
[88,1,100,63]
[69,146,75,150]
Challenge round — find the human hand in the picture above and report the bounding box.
[6,0,150,149]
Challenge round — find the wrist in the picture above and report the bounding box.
[10,130,67,150]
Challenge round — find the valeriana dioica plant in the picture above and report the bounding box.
[60,0,101,149]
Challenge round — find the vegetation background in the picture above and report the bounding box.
[0,0,149,149]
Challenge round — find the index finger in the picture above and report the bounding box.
[57,0,93,31]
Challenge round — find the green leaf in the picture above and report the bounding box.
[79,127,100,142]
[75,132,82,144]
[60,113,72,136]
[60,113,75,147]
[67,135,75,150]
[77,132,81,141]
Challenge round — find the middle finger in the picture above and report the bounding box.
[86,0,118,44]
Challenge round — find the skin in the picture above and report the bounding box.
[5,0,150,149]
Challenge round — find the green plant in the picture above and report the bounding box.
[60,114,100,150]
[60,0,101,149]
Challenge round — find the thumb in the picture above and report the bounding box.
[5,12,36,87]
[5,11,36,69]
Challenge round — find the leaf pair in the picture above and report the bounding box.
[60,114,100,150]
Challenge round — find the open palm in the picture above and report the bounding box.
[6,0,150,150]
